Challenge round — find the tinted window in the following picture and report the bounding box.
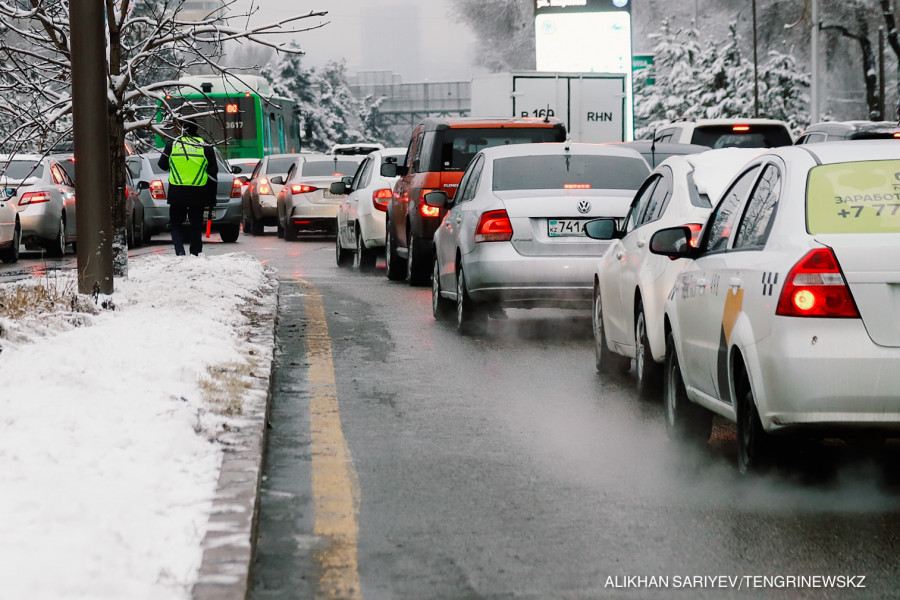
[492,155,649,191]
[702,165,761,252]
[431,126,566,172]
[733,165,781,249]
[691,125,792,148]
[127,157,142,178]
[301,160,360,177]
[267,157,297,174]
[686,172,711,208]
[796,132,827,144]
[2,161,44,180]
[627,176,659,233]
[640,167,672,225]
[411,132,425,173]
[459,156,484,203]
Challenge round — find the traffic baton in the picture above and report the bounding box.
[206,206,213,238]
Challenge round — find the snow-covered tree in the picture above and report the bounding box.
[0,1,325,276]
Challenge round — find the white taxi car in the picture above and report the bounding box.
[651,141,900,472]
[586,148,760,398]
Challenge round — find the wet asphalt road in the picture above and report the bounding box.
[4,232,900,599]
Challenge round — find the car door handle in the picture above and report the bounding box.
[729,277,742,289]
[615,250,625,259]
[637,238,647,248]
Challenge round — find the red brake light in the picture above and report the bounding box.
[258,178,272,195]
[776,248,859,318]
[419,189,440,217]
[230,178,242,198]
[291,184,318,194]
[563,184,591,189]
[149,180,166,200]
[894,132,900,138]
[373,188,392,212]
[475,209,513,243]
[685,223,703,247]
[18,191,51,205]
[732,124,751,132]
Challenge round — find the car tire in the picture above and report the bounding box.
[407,232,430,286]
[432,255,454,320]
[593,287,630,374]
[736,368,771,474]
[664,331,713,443]
[456,265,486,335]
[141,220,152,245]
[0,222,20,264]
[635,304,663,399]
[219,224,240,243]
[355,226,377,271]
[284,220,298,242]
[276,217,284,238]
[126,212,135,248]
[250,208,265,236]
[335,232,352,267]
[385,221,406,281]
[242,205,253,234]
[46,216,66,257]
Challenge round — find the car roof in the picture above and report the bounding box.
[419,116,564,130]
[673,118,789,127]
[802,120,900,134]
[788,139,900,164]
[477,142,646,161]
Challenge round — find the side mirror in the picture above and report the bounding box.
[330,181,348,195]
[231,165,241,174]
[423,190,448,209]
[583,218,619,240]
[649,226,694,259]
[270,175,285,185]
[342,176,353,186]
[381,163,397,178]
[136,180,149,190]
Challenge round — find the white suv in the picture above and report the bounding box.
[652,118,793,149]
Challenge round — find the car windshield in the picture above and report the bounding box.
[691,125,792,148]
[492,154,649,191]
[302,160,359,177]
[267,157,297,175]
[433,127,566,172]
[2,160,44,180]
[807,159,900,234]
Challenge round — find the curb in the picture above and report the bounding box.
[192,269,279,600]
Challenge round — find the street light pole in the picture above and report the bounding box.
[71,0,113,295]
[752,0,760,117]
[810,0,819,123]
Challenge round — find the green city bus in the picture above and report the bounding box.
[156,74,300,160]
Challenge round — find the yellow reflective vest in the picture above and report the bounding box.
[168,136,208,186]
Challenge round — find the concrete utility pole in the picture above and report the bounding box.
[810,0,819,123]
[71,0,113,295]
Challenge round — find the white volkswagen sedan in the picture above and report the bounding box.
[429,142,650,334]
[586,148,761,398]
[651,141,900,472]
[333,147,406,271]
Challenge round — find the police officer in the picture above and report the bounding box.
[158,119,218,256]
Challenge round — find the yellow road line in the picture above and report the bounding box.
[299,278,362,600]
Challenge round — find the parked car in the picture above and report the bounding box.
[652,118,793,149]
[611,141,710,168]
[383,116,568,285]
[429,142,649,334]
[795,120,900,144]
[585,148,761,398]
[651,140,900,472]
[273,155,363,240]
[241,154,302,236]
[333,147,406,271]
[1,154,76,256]
[0,179,20,263]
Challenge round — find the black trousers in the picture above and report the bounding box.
[169,202,205,256]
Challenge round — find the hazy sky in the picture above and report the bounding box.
[228,0,482,82]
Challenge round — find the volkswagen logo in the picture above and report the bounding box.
[577,200,591,214]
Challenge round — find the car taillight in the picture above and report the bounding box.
[419,189,440,217]
[231,178,242,198]
[475,209,513,243]
[732,124,751,132]
[291,184,318,194]
[259,178,272,195]
[373,188,392,212]
[149,180,166,200]
[776,248,859,318]
[563,184,591,189]
[18,191,51,205]
[685,223,703,247]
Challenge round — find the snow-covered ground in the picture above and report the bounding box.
[0,253,274,599]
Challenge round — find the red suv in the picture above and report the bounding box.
[382,117,567,284]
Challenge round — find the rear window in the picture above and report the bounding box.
[267,157,297,175]
[691,125,792,149]
[807,159,900,234]
[2,161,44,180]
[302,160,360,177]
[492,155,649,191]
[429,126,566,172]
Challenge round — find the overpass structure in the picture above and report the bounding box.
[350,71,471,131]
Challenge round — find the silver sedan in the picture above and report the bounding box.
[430,142,650,334]
[1,154,76,257]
